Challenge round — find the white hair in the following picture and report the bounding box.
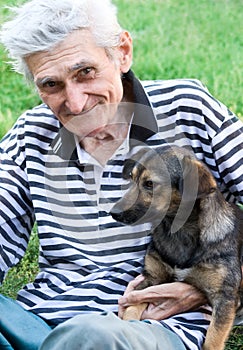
[0,0,123,80]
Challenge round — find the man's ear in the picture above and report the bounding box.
[118,31,133,73]
[179,156,217,200]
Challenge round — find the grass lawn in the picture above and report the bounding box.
[0,0,242,348]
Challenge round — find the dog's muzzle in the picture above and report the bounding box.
[110,207,128,223]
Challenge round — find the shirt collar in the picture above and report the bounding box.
[50,70,158,160]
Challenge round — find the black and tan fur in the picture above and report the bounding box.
[110,145,243,350]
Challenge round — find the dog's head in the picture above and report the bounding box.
[110,146,217,226]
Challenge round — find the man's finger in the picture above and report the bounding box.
[123,274,145,296]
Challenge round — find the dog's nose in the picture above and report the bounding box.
[110,207,124,222]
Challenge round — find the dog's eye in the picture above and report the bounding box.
[143,180,153,189]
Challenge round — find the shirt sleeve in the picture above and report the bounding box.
[200,89,243,204]
[0,122,35,284]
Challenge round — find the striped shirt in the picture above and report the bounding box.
[0,70,242,349]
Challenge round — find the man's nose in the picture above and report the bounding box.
[64,83,88,115]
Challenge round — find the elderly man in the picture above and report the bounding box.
[0,0,242,349]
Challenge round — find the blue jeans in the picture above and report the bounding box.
[0,294,186,350]
[40,312,186,350]
[0,295,51,350]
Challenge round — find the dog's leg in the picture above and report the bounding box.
[177,265,240,350]
[122,251,173,321]
[203,300,237,350]
[122,303,148,320]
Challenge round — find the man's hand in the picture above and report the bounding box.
[118,275,207,320]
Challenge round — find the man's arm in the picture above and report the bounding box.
[0,120,34,283]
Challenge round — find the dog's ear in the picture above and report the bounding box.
[123,159,137,179]
[123,148,150,180]
[195,160,217,197]
[179,155,217,200]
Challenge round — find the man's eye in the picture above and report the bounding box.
[77,67,95,80]
[82,67,93,75]
[45,81,56,88]
[40,80,63,94]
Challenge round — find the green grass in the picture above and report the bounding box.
[0,0,242,348]
[115,0,243,118]
[0,228,39,299]
[0,0,41,139]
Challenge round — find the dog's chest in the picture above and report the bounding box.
[152,223,201,268]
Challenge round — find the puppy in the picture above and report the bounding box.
[110,145,243,350]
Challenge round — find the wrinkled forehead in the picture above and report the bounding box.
[25,29,107,80]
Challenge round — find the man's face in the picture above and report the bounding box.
[26,29,132,139]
